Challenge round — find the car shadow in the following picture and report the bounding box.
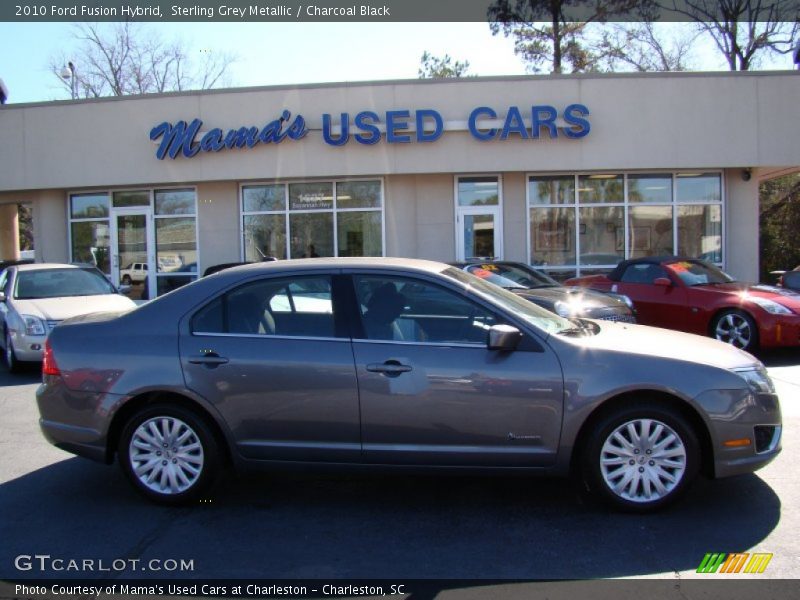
[758,348,800,368]
[0,457,781,580]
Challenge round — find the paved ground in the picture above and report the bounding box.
[0,349,798,582]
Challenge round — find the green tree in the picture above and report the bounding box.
[487,0,644,73]
[760,173,800,282]
[418,51,472,78]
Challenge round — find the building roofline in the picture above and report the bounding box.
[1,69,798,110]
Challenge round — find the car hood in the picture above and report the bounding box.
[513,286,622,309]
[12,295,136,321]
[693,282,800,310]
[569,321,758,370]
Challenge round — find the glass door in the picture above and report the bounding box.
[111,210,154,301]
[457,208,502,261]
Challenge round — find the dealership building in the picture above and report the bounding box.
[0,71,798,299]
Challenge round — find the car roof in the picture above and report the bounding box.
[12,262,93,272]
[607,256,704,281]
[209,257,450,278]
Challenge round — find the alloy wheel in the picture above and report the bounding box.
[714,313,752,349]
[128,416,205,495]
[599,418,687,504]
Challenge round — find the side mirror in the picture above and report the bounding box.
[653,277,672,287]
[488,324,522,352]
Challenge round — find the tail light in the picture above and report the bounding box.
[42,339,60,376]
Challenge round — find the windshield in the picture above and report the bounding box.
[14,268,117,299]
[464,263,559,289]
[443,267,573,335]
[666,261,735,286]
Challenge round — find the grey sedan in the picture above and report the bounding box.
[36,258,781,512]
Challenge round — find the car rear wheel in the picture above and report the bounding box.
[582,403,699,512]
[121,275,132,285]
[711,309,758,351]
[4,331,22,374]
[118,404,219,505]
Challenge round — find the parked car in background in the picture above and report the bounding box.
[119,262,148,285]
[566,256,800,352]
[37,258,781,512]
[451,261,636,323]
[778,266,800,292]
[0,263,136,372]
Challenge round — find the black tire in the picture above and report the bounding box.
[121,275,132,285]
[582,402,700,513]
[4,330,22,374]
[710,309,758,352]
[118,404,220,505]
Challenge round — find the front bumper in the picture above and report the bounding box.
[695,388,782,479]
[758,313,800,348]
[8,330,45,361]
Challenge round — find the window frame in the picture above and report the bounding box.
[239,178,386,261]
[525,170,725,279]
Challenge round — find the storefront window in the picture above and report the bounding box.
[528,171,723,277]
[458,177,499,206]
[529,207,575,266]
[677,173,721,203]
[242,179,384,260]
[70,221,110,274]
[578,206,624,265]
[678,205,722,262]
[578,174,623,204]
[628,174,673,203]
[243,214,287,261]
[337,212,382,257]
[70,193,109,219]
[529,176,574,205]
[113,190,150,208]
[155,188,196,215]
[629,206,674,258]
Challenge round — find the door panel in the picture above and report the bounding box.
[351,273,563,467]
[179,274,361,462]
[353,342,563,466]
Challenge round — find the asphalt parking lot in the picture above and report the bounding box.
[0,349,798,583]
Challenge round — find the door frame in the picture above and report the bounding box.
[109,207,156,299]
[454,175,503,261]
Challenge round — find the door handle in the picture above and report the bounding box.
[366,360,412,376]
[188,352,229,367]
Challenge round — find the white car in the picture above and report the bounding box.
[119,262,148,284]
[0,263,136,372]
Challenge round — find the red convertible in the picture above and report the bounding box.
[566,257,800,352]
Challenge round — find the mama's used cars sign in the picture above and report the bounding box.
[149,104,590,160]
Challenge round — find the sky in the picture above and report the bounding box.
[0,21,797,104]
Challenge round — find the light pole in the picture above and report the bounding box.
[60,62,77,99]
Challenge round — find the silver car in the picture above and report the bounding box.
[36,258,781,511]
[1,263,136,372]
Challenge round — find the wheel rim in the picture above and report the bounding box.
[129,416,204,495]
[600,418,687,504]
[715,313,752,348]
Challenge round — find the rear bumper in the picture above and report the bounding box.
[39,419,108,463]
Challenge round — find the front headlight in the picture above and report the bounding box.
[21,315,46,336]
[554,300,585,318]
[733,366,775,394]
[748,296,792,315]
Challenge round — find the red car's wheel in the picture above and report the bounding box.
[711,309,758,352]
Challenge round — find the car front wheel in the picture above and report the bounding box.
[118,404,220,505]
[711,309,758,351]
[582,403,699,512]
[4,330,22,374]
